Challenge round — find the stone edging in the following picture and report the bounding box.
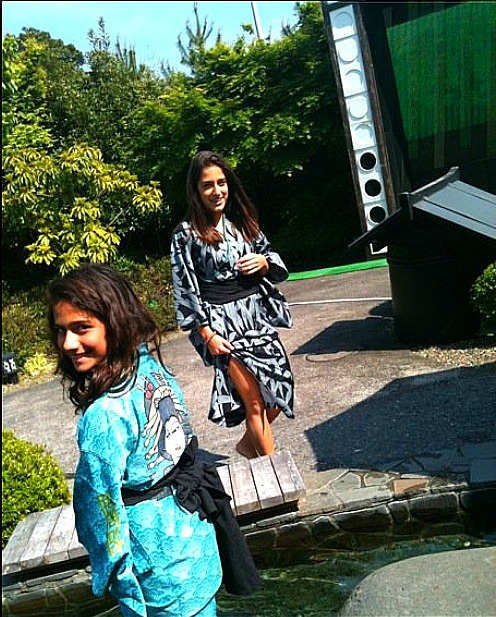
[243,469,496,568]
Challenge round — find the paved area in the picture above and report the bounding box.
[3,266,496,486]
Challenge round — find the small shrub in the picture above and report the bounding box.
[23,351,57,377]
[115,255,177,334]
[2,430,71,548]
[471,262,496,336]
[2,287,52,370]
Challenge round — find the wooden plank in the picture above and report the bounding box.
[229,459,259,516]
[249,455,284,510]
[2,510,42,575]
[271,450,306,503]
[19,507,62,570]
[216,464,235,511]
[43,504,77,565]
[67,525,87,560]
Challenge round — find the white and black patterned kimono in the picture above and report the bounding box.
[171,219,294,428]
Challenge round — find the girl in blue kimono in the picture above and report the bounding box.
[47,264,259,617]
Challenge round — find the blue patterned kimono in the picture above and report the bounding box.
[171,220,294,428]
[73,345,222,617]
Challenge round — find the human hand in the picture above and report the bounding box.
[236,253,268,276]
[206,333,234,355]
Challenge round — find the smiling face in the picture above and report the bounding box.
[197,164,229,223]
[52,300,108,374]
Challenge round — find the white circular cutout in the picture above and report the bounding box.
[332,10,354,38]
[348,96,368,120]
[343,69,364,94]
[352,123,374,147]
[337,38,358,63]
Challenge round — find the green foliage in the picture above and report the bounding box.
[22,352,57,377]
[2,287,51,370]
[54,18,164,161]
[2,34,52,148]
[471,262,496,335]
[2,430,71,548]
[3,2,362,278]
[2,140,164,274]
[113,255,177,333]
[2,31,166,275]
[177,2,218,73]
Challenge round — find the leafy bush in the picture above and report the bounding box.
[2,287,52,370]
[115,255,177,333]
[23,351,57,377]
[471,262,496,335]
[2,430,71,548]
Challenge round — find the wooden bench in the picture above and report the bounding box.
[2,450,306,577]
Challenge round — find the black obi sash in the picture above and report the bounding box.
[199,274,262,304]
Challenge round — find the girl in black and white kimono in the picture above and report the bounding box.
[171,151,294,458]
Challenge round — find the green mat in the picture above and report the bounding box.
[288,258,387,281]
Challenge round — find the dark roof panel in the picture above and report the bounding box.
[413,181,496,240]
[349,167,496,251]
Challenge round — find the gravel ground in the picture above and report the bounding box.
[412,335,496,367]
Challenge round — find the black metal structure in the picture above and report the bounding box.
[322,1,496,344]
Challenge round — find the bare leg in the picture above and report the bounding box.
[267,407,280,424]
[236,407,279,458]
[228,357,275,457]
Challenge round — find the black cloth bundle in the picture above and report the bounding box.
[122,437,261,596]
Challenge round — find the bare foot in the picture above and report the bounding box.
[235,435,258,459]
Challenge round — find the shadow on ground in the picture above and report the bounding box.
[305,363,496,473]
[292,301,405,355]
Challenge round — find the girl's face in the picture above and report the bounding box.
[198,165,229,220]
[52,301,108,373]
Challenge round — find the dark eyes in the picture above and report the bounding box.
[54,324,90,335]
[203,180,226,188]
[74,325,90,333]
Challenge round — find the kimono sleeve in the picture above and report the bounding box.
[73,410,146,617]
[170,226,209,331]
[252,230,289,283]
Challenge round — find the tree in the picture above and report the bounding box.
[2,34,164,275]
[68,18,165,162]
[177,2,220,74]
[122,2,359,269]
[3,141,163,274]
[2,34,51,148]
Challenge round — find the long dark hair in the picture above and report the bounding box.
[185,150,260,244]
[47,264,162,412]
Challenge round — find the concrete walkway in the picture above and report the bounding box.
[3,266,496,615]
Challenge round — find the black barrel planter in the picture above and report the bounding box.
[387,224,484,345]
[349,169,496,346]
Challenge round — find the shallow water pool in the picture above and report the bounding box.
[217,532,494,617]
